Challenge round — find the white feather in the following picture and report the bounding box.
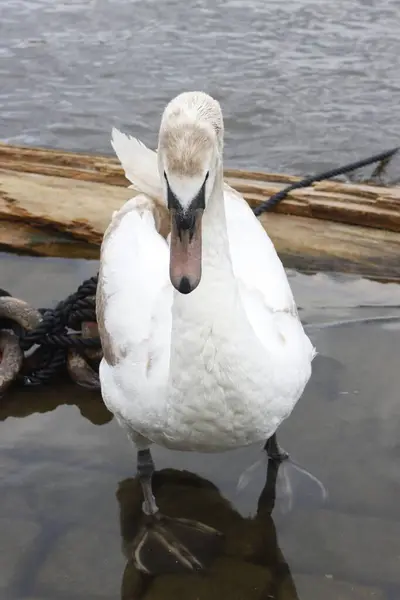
[100,93,316,455]
[110,127,299,317]
[111,127,162,201]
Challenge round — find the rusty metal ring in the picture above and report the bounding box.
[67,352,100,390]
[0,297,42,331]
[80,322,102,361]
[67,321,101,390]
[0,330,23,395]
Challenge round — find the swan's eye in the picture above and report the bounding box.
[205,171,209,182]
[164,171,168,182]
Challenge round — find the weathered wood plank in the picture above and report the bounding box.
[259,212,400,282]
[0,142,399,281]
[1,169,399,280]
[0,142,300,184]
[0,221,99,259]
[1,143,399,232]
[0,170,131,245]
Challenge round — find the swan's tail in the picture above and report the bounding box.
[111,127,163,202]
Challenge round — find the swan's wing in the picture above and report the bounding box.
[111,128,162,201]
[97,194,172,372]
[224,183,297,315]
[224,184,316,362]
[109,128,295,316]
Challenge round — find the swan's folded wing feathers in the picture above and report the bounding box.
[111,127,163,201]
[97,194,170,367]
[224,184,297,315]
[224,186,315,362]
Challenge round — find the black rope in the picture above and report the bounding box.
[21,348,67,387]
[253,146,399,216]
[19,276,99,350]
[1,146,398,387]
[26,275,99,385]
[0,276,100,386]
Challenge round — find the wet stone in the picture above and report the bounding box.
[278,509,400,587]
[290,574,385,600]
[144,557,272,600]
[34,525,125,599]
[0,517,41,593]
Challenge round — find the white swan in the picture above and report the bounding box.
[96,91,317,572]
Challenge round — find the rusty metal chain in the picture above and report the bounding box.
[0,276,101,395]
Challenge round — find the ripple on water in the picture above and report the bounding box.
[0,253,400,597]
[1,0,400,174]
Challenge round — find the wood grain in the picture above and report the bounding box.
[1,142,399,280]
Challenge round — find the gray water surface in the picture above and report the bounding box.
[1,253,400,598]
[2,1,400,597]
[1,0,400,173]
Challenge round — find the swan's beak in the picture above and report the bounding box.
[169,208,203,294]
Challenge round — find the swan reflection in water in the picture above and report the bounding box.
[117,458,300,600]
[0,381,323,599]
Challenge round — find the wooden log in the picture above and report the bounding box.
[0,142,399,281]
[1,142,400,233]
[259,212,400,283]
[0,221,99,259]
[0,170,130,245]
[0,169,399,281]
[0,142,300,184]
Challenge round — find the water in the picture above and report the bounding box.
[2,1,400,597]
[1,252,400,598]
[1,0,400,175]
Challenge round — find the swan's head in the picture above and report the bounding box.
[158,91,224,294]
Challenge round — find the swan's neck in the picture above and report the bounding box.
[199,170,235,290]
[171,168,239,319]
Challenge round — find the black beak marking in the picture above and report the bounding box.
[165,172,208,239]
[175,211,196,241]
[178,276,192,294]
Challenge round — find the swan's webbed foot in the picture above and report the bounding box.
[132,513,224,575]
[264,433,327,514]
[134,449,223,574]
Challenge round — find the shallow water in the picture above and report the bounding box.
[1,252,400,599]
[2,0,400,176]
[2,2,400,594]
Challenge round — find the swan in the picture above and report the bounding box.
[96,91,318,573]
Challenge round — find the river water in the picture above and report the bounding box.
[1,0,400,173]
[2,1,400,598]
[2,255,400,599]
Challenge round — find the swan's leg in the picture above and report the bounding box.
[264,433,289,462]
[237,434,288,492]
[263,432,327,513]
[137,449,158,515]
[133,449,223,575]
[238,433,327,509]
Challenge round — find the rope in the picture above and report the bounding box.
[253,146,399,216]
[0,276,99,387]
[1,147,398,390]
[20,277,99,351]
